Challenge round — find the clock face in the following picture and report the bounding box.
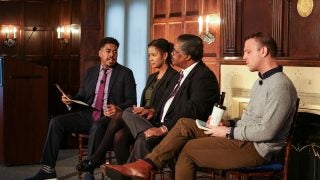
[297,0,314,17]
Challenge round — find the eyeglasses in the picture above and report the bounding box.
[172,48,183,56]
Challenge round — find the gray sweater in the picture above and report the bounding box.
[234,72,297,161]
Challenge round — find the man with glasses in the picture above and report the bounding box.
[117,34,220,165]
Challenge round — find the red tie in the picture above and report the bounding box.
[92,69,107,121]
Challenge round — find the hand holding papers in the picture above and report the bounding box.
[196,92,226,130]
[196,119,211,131]
[55,84,90,107]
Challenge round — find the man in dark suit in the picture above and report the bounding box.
[26,37,137,180]
[118,34,220,163]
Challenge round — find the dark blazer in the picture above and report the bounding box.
[140,66,177,108]
[153,61,220,130]
[74,63,137,110]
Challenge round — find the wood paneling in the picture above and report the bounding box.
[153,23,167,39]
[203,0,217,14]
[184,21,198,35]
[153,0,166,18]
[168,22,183,43]
[0,0,104,117]
[221,0,320,65]
[185,0,200,16]
[0,58,48,165]
[25,1,47,26]
[0,2,20,25]
[289,0,320,58]
[151,0,221,79]
[242,0,273,38]
[169,0,182,17]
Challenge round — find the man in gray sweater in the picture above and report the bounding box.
[101,32,298,180]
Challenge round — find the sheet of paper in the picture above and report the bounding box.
[195,119,211,131]
[55,83,89,107]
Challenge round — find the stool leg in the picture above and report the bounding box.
[78,136,83,179]
[160,170,164,180]
[210,169,215,180]
[150,170,156,180]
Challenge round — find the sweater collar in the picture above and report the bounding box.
[258,66,283,80]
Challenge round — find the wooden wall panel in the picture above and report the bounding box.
[168,22,183,43]
[203,57,220,80]
[0,0,103,117]
[25,1,47,26]
[289,0,320,57]
[153,23,167,39]
[24,31,45,58]
[0,2,20,25]
[221,0,320,65]
[169,0,182,17]
[153,0,166,18]
[185,0,200,16]
[242,0,273,38]
[184,21,198,35]
[203,0,217,14]
[61,1,71,25]
[151,0,221,79]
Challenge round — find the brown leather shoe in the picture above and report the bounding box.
[100,159,152,180]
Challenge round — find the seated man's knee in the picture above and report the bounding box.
[122,107,134,121]
[49,116,64,129]
[89,120,106,133]
[173,118,195,131]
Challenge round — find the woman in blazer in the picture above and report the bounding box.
[76,38,177,172]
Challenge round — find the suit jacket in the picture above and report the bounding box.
[140,66,177,108]
[74,63,137,110]
[153,61,220,130]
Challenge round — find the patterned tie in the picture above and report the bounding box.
[159,71,184,122]
[168,71,184,98]
[92,69,107,121]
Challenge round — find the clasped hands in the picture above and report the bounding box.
[203,115,230,138]
[131,106,165,138]
[144,127,166,138]
[131,105,155,120]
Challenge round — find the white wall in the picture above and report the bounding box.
[221,65,320,118]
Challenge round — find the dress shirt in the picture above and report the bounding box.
[92,66,113,111]
[160,62,199,123]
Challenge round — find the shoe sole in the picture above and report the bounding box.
[105,166,148,180]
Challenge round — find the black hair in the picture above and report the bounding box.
[177,34,203,62]
[244,32,278,58]
[148,38,174,65]
[99,37,120,49]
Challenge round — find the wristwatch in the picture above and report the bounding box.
[226,127,231,139]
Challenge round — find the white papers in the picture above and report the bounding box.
[195,119,210,131]
[55,84,90,107]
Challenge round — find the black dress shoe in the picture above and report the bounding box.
[76,160,94,172]
[25,169,57,180]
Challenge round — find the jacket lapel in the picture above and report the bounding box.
[88,66,100,100]
[108,63,119,94]
[165,62,203,114]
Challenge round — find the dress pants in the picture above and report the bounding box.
[41,109,110,167]
[122,108,154,162]
[145,118,266,180]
